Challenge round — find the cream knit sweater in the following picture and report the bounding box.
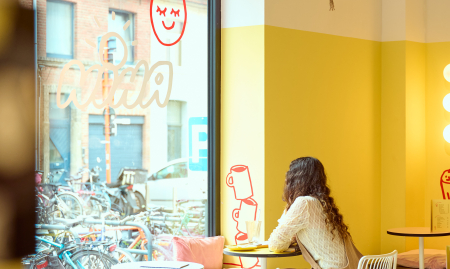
[268,196,347,269]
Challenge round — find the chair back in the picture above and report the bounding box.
[357,250,398,269]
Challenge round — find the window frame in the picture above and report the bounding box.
[46,0,74,59]
[108,9,135,64]
[207,0,221,237]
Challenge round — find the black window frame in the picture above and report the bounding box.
[46,0,75,59]
[207,0,221,237]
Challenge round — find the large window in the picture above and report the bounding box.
[31,0,219,264]
[46,0,73,58]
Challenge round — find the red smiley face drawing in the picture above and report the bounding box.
[150,0,187,46]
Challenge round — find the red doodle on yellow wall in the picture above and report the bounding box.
[440,169,450,199]
[224,165,260,269]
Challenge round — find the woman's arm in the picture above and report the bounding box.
[268,197,310,252]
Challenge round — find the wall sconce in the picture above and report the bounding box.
[444,125,450,143]
[444,64,450,82]
[443,64,450,142]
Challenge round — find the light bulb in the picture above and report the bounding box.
[444,64,450,82]
[444,125,450,143]
[444,94,450,112]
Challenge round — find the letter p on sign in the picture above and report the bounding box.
[189,117,207,171]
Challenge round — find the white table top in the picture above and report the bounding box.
[112,261,204,269]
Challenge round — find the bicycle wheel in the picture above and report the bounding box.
[151,244,174,261]
[133,191,146,213]
[113,248,136,263]
[100,192,112,212]
[57,193,83,219]
[67,250,118,269]
[85,197,102,218]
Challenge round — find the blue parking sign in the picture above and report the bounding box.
[189,117,207,171]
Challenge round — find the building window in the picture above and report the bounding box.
[166,21,183,66]
[46,0,73,59]
[167,100,186,162]
[108,10,134,64]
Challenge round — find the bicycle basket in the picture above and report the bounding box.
[115,168,148,185]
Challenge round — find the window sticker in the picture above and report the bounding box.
[225,165,260,268]
[57,15,173,110]
[150,0,187,46]
[189,117,207,171]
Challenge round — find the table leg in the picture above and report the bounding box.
[419,237,424,269]
[260,257,267,269]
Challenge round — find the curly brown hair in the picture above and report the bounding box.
[283,157,350,240]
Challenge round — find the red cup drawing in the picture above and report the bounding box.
[227,165,254,200]
[232,198,258,234]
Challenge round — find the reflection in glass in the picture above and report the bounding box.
[46,0,73,58]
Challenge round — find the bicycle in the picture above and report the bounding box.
[24,232,118,268]
[39,170,84,220]
[63,167,111,218]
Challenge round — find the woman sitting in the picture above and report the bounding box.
[269,157,362,269]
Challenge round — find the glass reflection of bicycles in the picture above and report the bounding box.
[38,171,84,220]
[22,234,118,268]
[63,167,111,218]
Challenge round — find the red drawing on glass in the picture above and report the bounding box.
[441,169,450,199]
[150,0,187,46]
[223,165,260,269]
[227,165,254,200]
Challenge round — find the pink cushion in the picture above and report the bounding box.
[397,249,446,269]
[172,236,225,269]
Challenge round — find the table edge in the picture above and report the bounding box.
[387,230,450,237]
[223,249,302,258]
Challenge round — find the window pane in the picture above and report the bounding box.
[34,0,210,264]
[46,1,72,56]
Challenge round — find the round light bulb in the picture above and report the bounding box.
[444,94,450,112]
[444,64,450,82]
[444,125,450,143]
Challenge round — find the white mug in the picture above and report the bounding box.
[226,165,254,200]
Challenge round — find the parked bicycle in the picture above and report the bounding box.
[23,220,118,268]
[38,171,84,220]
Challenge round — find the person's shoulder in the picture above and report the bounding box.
[294,196,317,202]
[292,196,316,206]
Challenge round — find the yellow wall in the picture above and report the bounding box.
[405,41,426,251]
[380,41,427,253]
[380,41,407,254]
[220,1,450,268]
[264,26,381,268]
[221,25,265,268]
[425,41,450,249]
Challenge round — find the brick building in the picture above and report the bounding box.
[21,0,208,188]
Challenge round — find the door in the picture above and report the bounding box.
[49,94,71,184]
[88,115,143,182]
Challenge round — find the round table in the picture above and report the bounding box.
[112,261,204,269]
[223,247,302,268]
[387,227,450,269]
